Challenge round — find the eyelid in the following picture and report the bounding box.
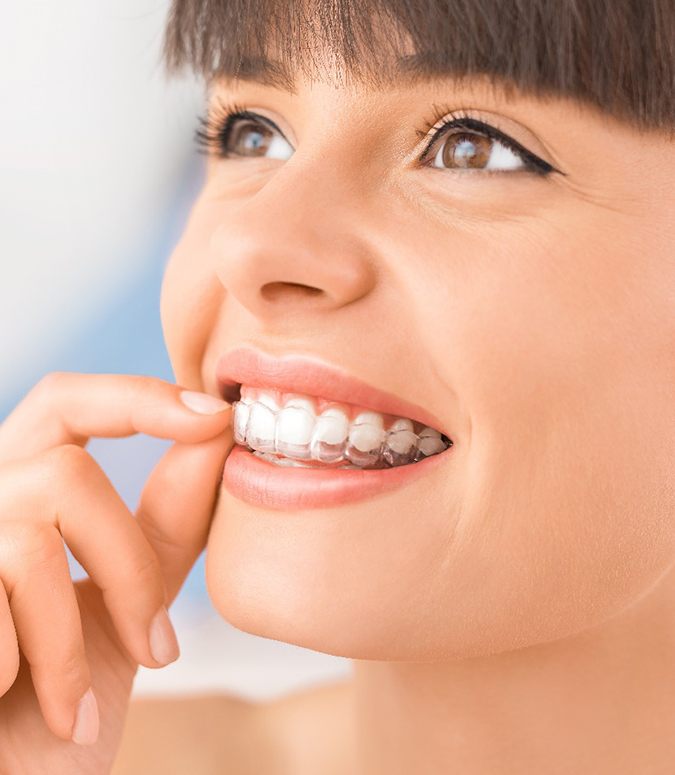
[197,97,296,156]
[240,111,293,145]
[407,106,565,175]
[198,100,565,176]
[418,117,553,174]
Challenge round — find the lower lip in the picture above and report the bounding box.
[221,444,453,511]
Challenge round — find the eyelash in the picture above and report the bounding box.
[417,103,555,176]
[194,98,556,176]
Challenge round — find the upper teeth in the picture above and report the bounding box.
[232,386,450,468]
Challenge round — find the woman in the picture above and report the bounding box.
[0,0,674,772]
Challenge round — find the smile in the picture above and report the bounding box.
[217,346,455,510]
[232,386,452,470]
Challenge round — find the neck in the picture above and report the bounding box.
[350,567,675,775]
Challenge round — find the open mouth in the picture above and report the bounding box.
[230,384,453,470]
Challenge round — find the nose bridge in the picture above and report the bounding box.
[210,153,377,317]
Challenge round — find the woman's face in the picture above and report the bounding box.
[160,68,675,659]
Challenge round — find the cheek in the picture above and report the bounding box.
[160,226,223,387]
[417,211,675,650]
[159,249,183,350]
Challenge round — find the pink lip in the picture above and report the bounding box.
[222,444,453,511]
[216,346,455,510]
[215,346,450,435]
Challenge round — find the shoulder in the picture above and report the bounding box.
[259,679,357,775]
[112,692,269,774]
[112,679,356,775]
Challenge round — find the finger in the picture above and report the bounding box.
[0,372,232,465]
[0,520,92,742]
[135,426,234,606]
[0,446,178,670]
[0,578,19,698]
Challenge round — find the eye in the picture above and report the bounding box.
[196,100,559,177]
[195,101,293,161]
[429,130,524,172]
[417,112,556,176]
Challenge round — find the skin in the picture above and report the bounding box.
[1,38,674,775]
[0,376,234,772]
[163,62,675,772]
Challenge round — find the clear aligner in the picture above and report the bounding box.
[232,399,453,470]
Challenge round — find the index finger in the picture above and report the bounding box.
[134,428,233,605]
[0,372,232,465]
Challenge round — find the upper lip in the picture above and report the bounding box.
[215,346,451,437]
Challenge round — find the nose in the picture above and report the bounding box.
[209,161,377,323]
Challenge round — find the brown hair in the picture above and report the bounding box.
[163,0,674,132]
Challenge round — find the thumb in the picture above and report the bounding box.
[134,423,234,606]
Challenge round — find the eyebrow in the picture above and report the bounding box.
[214,52,469,95]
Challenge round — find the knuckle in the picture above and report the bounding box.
[31,645,90,703]
[41,443,93,481]
[137,509,183,560]
[129,375,162,406]
[131,550,163,590]
[54,647,88,690]
[17,522,62,568]
[33,371,69,401]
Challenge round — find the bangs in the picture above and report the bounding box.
[163,0,675,132]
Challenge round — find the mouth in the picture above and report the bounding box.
[216,348,453,471]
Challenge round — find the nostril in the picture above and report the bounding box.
[261,282,323,302]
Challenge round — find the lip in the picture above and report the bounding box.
[222,443,452,511]
[215,346,451,436]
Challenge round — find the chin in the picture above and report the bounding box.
[203,442,675,663]
[204,490,513,661]
[203,485,475,660]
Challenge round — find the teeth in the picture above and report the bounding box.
[252,451,318,468]
[388,417,413,433]
[284,395,316,414]
[415,428,445,459]
[256,390,282,412]
[345,411,386,467]
[382,417,418,467]
[246,402,277,453]
[233,400,251,445]
[310,407,350,463]
[232,388,452,469]
[349,412,385,451]
[276,405,315,460]
[251,450,362,469]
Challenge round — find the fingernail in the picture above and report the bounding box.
[179,390,230,415]
[72,687,99,745]
[149,605,180,666]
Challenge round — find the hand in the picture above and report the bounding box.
[0,372,234,774]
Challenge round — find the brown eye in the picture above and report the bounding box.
[430,130,524,172]
[441,133,492,169]
[229,121,272,156]
[226,118,293,160]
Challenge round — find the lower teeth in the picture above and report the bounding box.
[250,450,363,469]
[248,447,447,470]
